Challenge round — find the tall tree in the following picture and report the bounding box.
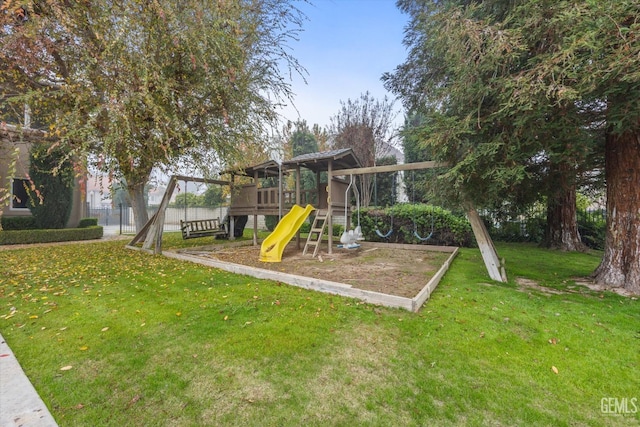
[0,0,305,231]
[400,111,439,204]
[289,120,319,191]
[329,91,397,206]
[385,0,640,292]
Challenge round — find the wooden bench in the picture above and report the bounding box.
[180,218,228,239]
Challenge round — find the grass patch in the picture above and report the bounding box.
[0,241,638,426]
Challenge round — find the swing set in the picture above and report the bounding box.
[328,160,505,282]
[372,169,435,242]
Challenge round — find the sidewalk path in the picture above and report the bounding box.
[0,333,58,426]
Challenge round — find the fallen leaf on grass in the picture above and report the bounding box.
[548,338,558,345]
[551,366,559,374]
[126,394,141,409]
[101,327,109,332]
[79,346,88,351]
[60,365,73,371]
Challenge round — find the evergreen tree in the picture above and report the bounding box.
[385,0,640,291]
[28,142,75,229]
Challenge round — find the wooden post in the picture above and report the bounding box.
[134,176,176,254]
[295,166,301,249]
[316,170,321,206]
[327,161,333,254]
[253,215,258,246]
[466,207,507,282]
[228,178,235,238]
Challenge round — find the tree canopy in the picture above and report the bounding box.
[1,0,306,230]
[385,0,640,291]
[329,92,398,206]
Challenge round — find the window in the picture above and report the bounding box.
[11,178,29,209]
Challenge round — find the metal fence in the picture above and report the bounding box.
[88,205,233,235]
[480,208,606,248]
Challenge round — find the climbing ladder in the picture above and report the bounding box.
[303,210,328,257]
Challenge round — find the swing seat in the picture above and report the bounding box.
[375,228,393,239]
[354,225,364,241]
[414,230,433,242]
[337,243,361,249]
[180,218,227,239]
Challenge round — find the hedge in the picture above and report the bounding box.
[356,204,474,247]
[78,217,99,228]
[0,226,104,245]
[1,216,38,230]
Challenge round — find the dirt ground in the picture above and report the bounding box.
[182,242,453,298]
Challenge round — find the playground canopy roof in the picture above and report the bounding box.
[242,160,282,178]
[224,160,282,179]
[224,148,362,180]
[282,148,361,173]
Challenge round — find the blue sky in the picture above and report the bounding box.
[279,0,409,130]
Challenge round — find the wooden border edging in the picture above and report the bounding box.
[153,243,459,312]
[412,247,459,311]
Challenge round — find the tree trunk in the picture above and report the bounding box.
[542,163,586,251]
[126,178,149,233]
[593,128,640,293]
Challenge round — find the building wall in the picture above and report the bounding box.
[0,124,85,227]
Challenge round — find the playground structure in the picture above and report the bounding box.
[129,147,506,284]
[129,148,360,253]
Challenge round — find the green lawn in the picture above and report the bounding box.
[0,238,638,426]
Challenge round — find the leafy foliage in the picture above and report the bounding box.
[372,155,398,207]
[28,142,75,229]
[170,192,206,208]
[203,185,225,207]
[358,204,473,246]
[0,215,37,230]
[0,225,102,244]
[289,120,319,191]
[1,0,306,231]
[385,0,640,287]
[77,217,98,228]
[577,210,606,251]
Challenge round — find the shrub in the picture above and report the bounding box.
[299,221,311,234]
[578,210,606,250]
[78,217,99,228]
[264,215,279,231]
[357,204,474,247]
[28,142,75,229]
[0,226,103,245]
[0,216,37,230]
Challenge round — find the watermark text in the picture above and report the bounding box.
[601,397,638,416]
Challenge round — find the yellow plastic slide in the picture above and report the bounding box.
[260,204,315,262]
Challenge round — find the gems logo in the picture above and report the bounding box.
[601,397,638,415]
